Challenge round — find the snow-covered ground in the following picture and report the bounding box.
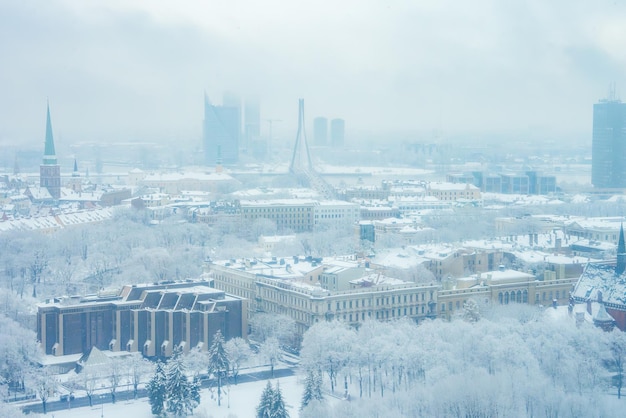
[50,374,304,418]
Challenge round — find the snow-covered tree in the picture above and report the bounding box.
[256,381,274,418]
[610,330,626,399]
[207,329,229,406]
[108,357,124,403]
[0,313,39,396]
[147,361,166,416]
[259,336,282,378]
[271,381,290,418]
[126,354,153,399]
[462,298,481,322]
[165,346,200,417]
[33,368,57,415]
[250,313,298,349]
[256,381,289,418]
[300,320,354,393]
[300,369,324,410]
[185,345,209,378]
[224,337,252,384]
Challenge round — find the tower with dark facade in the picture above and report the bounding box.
[40,102,61,199]
[592,88,626,189]
[203,94,240,165]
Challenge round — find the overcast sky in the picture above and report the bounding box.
[1,0,625,148]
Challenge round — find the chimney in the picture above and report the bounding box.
[587,298,592,315]
[597,290,603,304]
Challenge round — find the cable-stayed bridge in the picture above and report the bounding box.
[288,99,337,199]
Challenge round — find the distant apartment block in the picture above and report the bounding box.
[37,281,247,357]
[448,171,556,195]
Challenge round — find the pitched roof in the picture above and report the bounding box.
[76,346,111,370]
[572,263,626,307]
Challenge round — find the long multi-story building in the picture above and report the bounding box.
[240,199,360,232]
[206,253,578,336]
[592,95,626,189]
[37,281,247,358]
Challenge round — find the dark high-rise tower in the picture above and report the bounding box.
[592,89,626,189]
[40,102,61,199]
[203,94,240,165]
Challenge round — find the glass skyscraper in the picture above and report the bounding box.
[592,98,626,188]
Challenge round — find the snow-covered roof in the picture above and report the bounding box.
[510,250,596,265]
[59,188,103,202]
[572,263,626,307]
[350,272,408,287]
[0,208,113,233]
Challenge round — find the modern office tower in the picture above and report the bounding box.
[203,94,240,165]
[592,92,626,188]
[244,98,261,145]
[40,102,61,199]
[313,117,328,145]
[330,118,345,147]
[222,90,241,131]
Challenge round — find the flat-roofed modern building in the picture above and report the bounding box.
[37,281,247,358]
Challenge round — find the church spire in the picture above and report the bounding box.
[43,101,57,165]
[617,223,626,275]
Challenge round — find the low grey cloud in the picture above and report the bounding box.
[1,0,625,148]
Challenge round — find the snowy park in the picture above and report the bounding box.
[46,374,304,418]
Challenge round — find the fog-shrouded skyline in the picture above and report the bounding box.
[1,0,626,148]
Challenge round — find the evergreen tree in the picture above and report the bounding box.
[300,369,324,410]
[147,362,166,416]
[271,381,290,418]
[207,329,229,406]
[256,380,290,418]
[256,381,275,418]
[166,346,199,417]
[190,376,201,409]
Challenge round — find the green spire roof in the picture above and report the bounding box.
[43,102,57,165]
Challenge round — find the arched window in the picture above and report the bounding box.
[504,292,509,304]
[498,292,503,304]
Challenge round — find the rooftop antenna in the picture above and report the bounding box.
[608,82,620,102]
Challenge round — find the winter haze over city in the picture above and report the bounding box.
[2,1,626,417]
